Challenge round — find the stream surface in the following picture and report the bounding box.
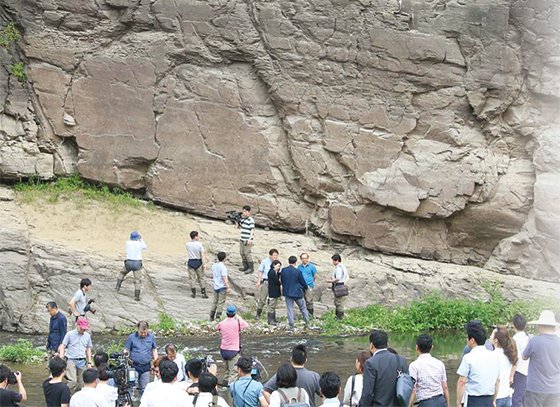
[0,330,466,406]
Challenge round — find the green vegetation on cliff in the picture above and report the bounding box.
[15,175,150,210]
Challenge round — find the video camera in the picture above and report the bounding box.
[7,370,19,385]
[226,210,243,225]
[201,355,215,373]
[106,352,136,407]
[83,299,96,315]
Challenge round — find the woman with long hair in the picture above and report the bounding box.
[493,327,518,407]
[342,351,370,406]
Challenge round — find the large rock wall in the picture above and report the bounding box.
[0,0,559,281]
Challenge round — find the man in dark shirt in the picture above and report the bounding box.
[0,364,27,407]
[280,256,310,333]
[46,301,67,358]
[43,357,71,407]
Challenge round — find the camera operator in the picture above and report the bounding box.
[124,321,158,399]
[237,205,255,274]
[68,278,93,319]
[0,364,27,406]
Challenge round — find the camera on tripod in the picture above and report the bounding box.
[106,352,136,407]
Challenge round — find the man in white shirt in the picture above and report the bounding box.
[186,230,207,299]
[409,334,449,406]
[188,373,229,407]
[512,314,530,407]
[116,230,147,301]
[318,371,341,407]
[69,368,105,407]
[140,359,190,407]
[456,321,500,407]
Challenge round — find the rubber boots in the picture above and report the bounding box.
[335,310,344,320]
[308,307,314,318]
[191,288,196,299]
[134,289,141,301]
[273,310,279,324]
[238,261,248,272]
[243,262,254,274]
[256,308,263,320]
[215,312,222,321]
[210,310,216,321]
[267,312,277,326]
[201,288,208,299]
[115,278,123,291]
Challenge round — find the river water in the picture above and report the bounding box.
[0,331,466,406]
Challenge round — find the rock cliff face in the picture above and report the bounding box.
[0,0,559,281]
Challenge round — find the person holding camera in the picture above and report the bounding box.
[217,305,248,387]
[0,364,27,407]
[117,231,147,301]
[237,205,255,274]
[68,278,93,319]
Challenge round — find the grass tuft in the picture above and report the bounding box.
[15,175,146,211]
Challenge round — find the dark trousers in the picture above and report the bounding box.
[419,394,446,407]
[466,395,493,407]
[524,391,560,407]
[511,372,527,407]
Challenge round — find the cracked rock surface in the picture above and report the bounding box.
[0,0,559,282]
[0,186,558,334]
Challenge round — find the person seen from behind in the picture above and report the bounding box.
[408,334,449,407]
[186,230,208,299]
[522,310,560,407]
[210,251,230,321]
[281,255,310,333]
[268,363,310,407]
[43,357,70,407]
[139,359,190,407]
[492,327,517,407]
[217,304,248,386]
[191,373,229,407]
[511,314,530,407]
[319,371,341,407]
[229,357,265,407]
[117,231,147,301]
[69,368,104,407]
[342,351,369,407]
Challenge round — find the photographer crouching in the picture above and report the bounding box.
[0,364,27,406]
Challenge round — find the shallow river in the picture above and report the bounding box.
[0,331,466,406]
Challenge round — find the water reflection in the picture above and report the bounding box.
[0,331,466,406]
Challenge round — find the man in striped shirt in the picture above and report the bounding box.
[238,205,255,274]
[409,334,449,406]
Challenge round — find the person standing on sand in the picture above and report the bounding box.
[116,231,147,301]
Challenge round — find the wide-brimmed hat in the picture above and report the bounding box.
[528,310,559,327]
[76,317,90,330]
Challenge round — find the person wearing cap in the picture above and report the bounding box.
[522,310,560,407]
[456,321,499,407]
[230,356,265,407]
[217,305,248,387]
[58,317,93,393]
[117,231,147,301]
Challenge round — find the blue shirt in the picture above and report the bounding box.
[258,258,273,280]
[47,312,67,351]
[298,263,317,288]
[456,345,499,396]
[124,332,157,366]
[230,376,263,407]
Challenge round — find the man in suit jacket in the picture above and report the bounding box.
[281,256,310,333]
[359,329,408,406]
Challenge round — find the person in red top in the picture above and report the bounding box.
[216,305,248,387]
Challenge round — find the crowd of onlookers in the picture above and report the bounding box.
[1,307,559,407]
